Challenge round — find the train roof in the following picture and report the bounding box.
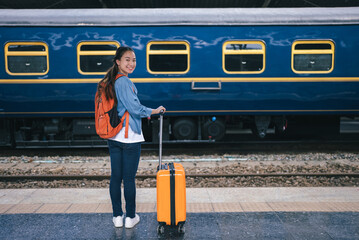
[0,7,359,26]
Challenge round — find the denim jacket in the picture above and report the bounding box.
[114,75,152,134]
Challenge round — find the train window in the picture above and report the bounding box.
[292,40,334,73]
[223,41,265,74]
[5,42,49,75]
[147,41,190,74]
[77,41,120,75]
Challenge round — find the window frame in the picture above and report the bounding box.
[77,41,120,75]
[222,40,266,74]
[146,41,190,74]
[291,40,335,74]
[5,42,49,76]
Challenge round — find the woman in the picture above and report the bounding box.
[98,46,165,228]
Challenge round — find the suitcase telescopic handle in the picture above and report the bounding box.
[159,110,164,169]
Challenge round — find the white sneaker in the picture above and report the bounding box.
[125,214,140,228]
[113,215,124,228]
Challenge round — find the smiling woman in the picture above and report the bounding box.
[116,50,136,76]
[96,46,166,228]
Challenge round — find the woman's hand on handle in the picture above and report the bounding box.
[152,106,166,115]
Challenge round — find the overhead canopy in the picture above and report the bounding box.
[0,7,358,26]
[1,0,358,9]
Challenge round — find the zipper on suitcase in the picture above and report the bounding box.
[169,163,176,226]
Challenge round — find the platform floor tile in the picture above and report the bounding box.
[36,203,71,214]
[186,203,213,212]
[65,203,100,213]
[240,202,273,212]
[325,202,359,212]
[5,204,42,214]
[0,204,14,214]
[136,203,156,213]
[267,202,359,212]
[212,202,244,212]
[0,189,36,204]
[95,203,112,213]
[268,202,332,212]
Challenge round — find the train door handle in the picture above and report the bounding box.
[191,81,222,91]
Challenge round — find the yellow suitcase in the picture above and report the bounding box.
[156,113,186,234]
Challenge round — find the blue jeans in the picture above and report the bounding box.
[108,140,141,218]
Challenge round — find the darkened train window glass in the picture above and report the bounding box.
[5,42,49,75]
[77,41,120,75]
[8,45,46,52]
[294,43,332,50]
[292,41,334,74]
[80,44,118,51]
[147,41,190,74]
[150,44,187,51]
[223,41,265,74]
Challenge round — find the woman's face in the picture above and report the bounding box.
[116,50,136,76]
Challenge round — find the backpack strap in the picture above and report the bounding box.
[116,73,124,79]
[123,111,130,138]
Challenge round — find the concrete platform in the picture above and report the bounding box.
[1,212,359,239]
[1,187,359,239]
[1,187,359,214]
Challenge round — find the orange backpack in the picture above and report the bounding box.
[95,74,129,139]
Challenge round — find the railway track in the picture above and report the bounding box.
[1,150,358,188]
[2,172,359,182]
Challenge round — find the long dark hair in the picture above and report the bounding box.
[97,46,134,101]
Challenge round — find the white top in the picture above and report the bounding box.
[109,125,145,143]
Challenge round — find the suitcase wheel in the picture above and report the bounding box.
[178,223,185,234]
[157,225,165,234]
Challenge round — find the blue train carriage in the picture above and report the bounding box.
[0,8,359,147]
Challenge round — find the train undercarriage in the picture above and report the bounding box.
[1,114,357,148]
